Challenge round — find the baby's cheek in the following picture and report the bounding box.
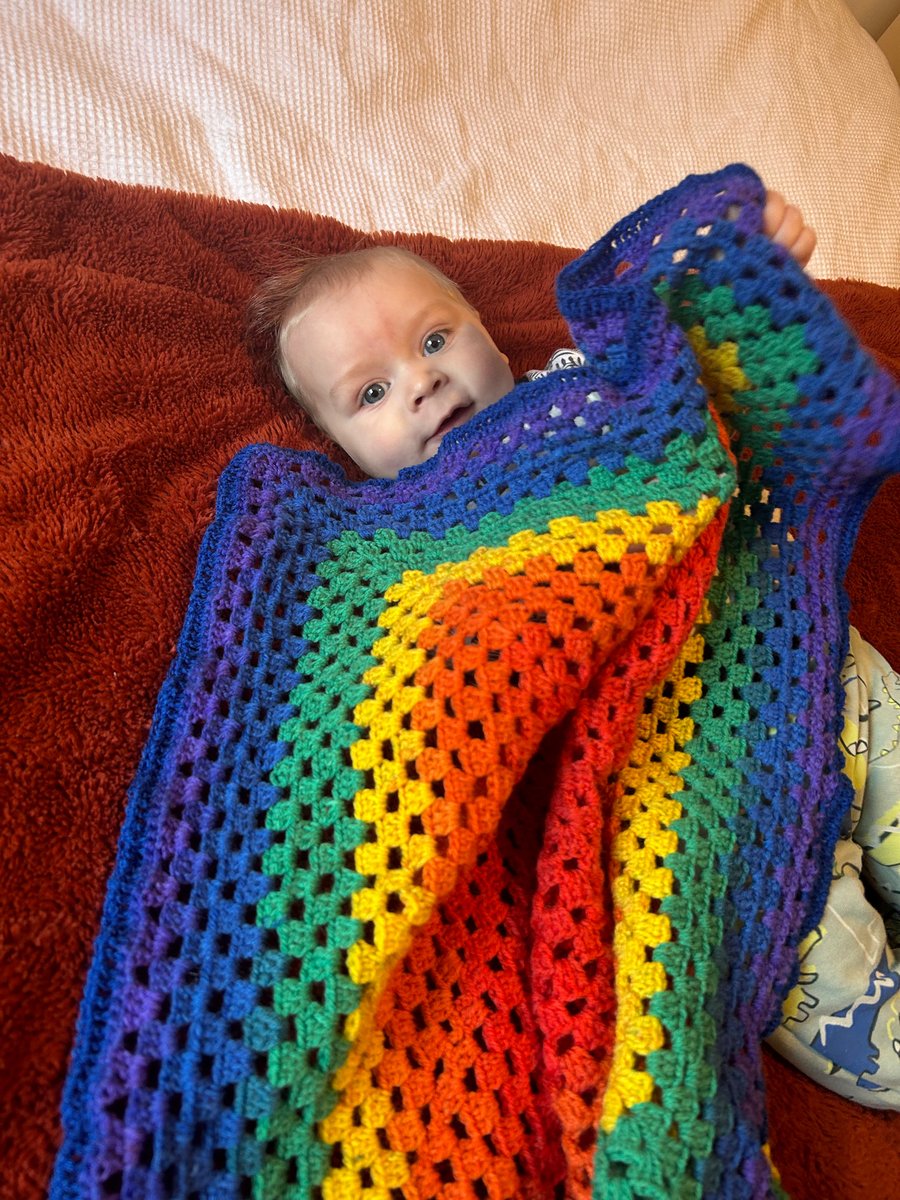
[363,421,418,478]
[489,360,516,404]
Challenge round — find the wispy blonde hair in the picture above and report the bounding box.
[246,246,471,406]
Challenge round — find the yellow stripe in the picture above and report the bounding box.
[684,327,750,414]
[601,323,754,1130]
[601,618,708,1130]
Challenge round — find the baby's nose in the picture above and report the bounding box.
[409,367,445,406]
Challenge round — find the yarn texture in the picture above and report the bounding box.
[50,165,900,1200]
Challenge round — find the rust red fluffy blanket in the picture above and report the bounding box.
[1,153,899,1199]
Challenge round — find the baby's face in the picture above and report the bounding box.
[282,260,515,478]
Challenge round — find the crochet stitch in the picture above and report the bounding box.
[50,165,900,1200]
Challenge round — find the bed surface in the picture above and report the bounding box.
[3,149,900,1200]
[2,3,900,1198]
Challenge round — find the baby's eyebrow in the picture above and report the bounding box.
[328,361,375,402]
[419,303,455,328]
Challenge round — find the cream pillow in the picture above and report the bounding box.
[2,1,898,282]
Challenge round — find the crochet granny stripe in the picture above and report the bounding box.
[51,165,900,1200]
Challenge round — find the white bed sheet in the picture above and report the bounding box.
[3,0,899,284]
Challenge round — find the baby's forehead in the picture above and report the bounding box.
[297,257,439,320]
[349,255,452,298]
[282,255,469,371]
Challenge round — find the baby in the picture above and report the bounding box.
[248,194,900,1109]
[249,191,813,480]
[249,244,514,479]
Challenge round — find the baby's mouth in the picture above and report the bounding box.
[431,403,474,442]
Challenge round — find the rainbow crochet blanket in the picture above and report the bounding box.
[51,165,900,1200]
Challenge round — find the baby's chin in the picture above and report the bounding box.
[361,434,459,480]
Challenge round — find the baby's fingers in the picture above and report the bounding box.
[762,189,787,238]
[763,189,817,268]
[786,224,817,269]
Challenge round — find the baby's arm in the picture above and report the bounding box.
[763,190,817,268]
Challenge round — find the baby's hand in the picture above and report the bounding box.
[763,190,817,268]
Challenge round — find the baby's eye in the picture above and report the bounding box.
[423,332,446,355]
[360,382,387,406]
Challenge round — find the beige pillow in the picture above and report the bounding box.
[2,1,898,282]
